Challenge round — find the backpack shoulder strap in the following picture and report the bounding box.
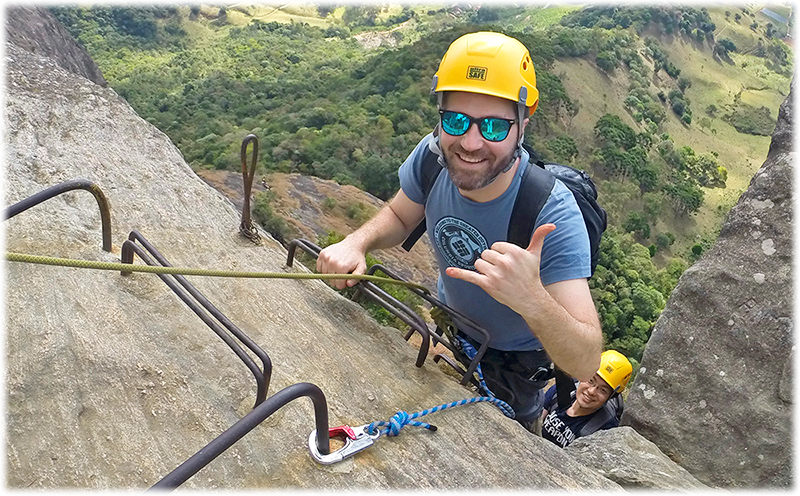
[579,393,623,437]
[554,368,576,410]
[507,145,556,248]
[402,148,443,252]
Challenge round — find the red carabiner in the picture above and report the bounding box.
[328,425,357,440]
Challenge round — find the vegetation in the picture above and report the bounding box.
[50,3,791,372]
[724,103,778,136]
[590,227,687,363]
[252,191,290,243]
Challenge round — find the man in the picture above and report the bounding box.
[540,350,632,447]
[317,31,602,430]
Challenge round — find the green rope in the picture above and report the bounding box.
[5,252,430,292]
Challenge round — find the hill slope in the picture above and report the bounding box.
[49,4,792,263]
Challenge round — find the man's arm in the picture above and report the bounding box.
[524,276,602,381]
[445,224,602,380]
[316,189,424,290]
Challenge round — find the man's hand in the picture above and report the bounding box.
[315,190,425,292]
[445,223,556,313]
[316,238,367,290]
[447,222,603,379]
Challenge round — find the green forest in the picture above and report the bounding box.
[50,4,793,369]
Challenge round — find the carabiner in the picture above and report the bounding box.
[308,423,381,465]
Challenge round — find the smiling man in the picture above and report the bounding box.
[540,350,632,447]
[316,31,603,432]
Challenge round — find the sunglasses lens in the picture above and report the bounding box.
[481,119,511,142]
[440,111,470,136]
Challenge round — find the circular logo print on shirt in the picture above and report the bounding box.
[433,217,488,270]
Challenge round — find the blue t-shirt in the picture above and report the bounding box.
[541,384,619,448]
[398,133,591,351]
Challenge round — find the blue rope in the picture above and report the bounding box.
[367,396,515,438]
[455,336,515,418]
[364,335,518,439]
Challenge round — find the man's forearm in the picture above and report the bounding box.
[520,287,603,381]
[346,202,419,253]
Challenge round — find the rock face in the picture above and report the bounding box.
[566,427,709,491]
[5,41,627,490]
[5,6,107,87]
[622,85,794,488]
[195,168,441,292]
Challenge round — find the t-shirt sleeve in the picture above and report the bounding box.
[535,179,592,286]
[397,133,435,205]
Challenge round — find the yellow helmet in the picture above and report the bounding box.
[597,350,633,393]
[433,31,539,115]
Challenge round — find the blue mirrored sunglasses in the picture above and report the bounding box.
[439,110,516,142]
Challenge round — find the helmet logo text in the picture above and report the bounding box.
[466,66,487,81]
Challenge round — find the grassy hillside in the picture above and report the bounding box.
[48,3,793,364]
[547,5,791,258]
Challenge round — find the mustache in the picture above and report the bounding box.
[451,145,491,162]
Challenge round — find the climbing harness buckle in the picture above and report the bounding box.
[308,423,380,465]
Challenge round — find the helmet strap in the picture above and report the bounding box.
[429,123,448,169]
[504,86,528,173]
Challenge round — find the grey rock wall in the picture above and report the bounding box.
[621,85,794,488]
[566,427,709,491]
[5,6,107,87]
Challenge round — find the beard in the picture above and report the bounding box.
[442,142,518,191]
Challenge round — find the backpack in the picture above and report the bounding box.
[543,381,624,437]
[401,143,607,276]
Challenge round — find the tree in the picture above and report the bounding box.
[343,6,380,27]
[545,135,579,163]
[767,41,790,66]
[623,211,651,239]
[642,192,663,222]
[631,282,665,320]
[589,229,674,362]
[594,114,637,149]
[655,232,675,250]
[664,180,704,216]
[634,161,660,192]
[671,98,686,116]
[596,50,618,72]
[717,38,736,54]
[677,76,692,92]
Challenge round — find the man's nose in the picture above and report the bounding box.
[460,122,484,150]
